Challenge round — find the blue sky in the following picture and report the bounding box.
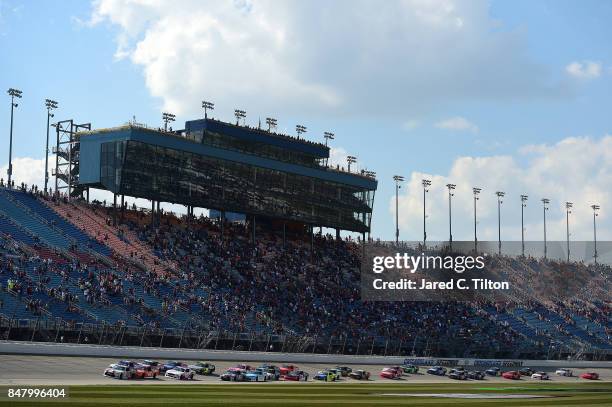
[1,0,611,244]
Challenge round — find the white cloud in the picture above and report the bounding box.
[391,135,612,243]
[565,61,602,79]
[89,0,561,118]
[435,116,478,133]
[0,157,45,187]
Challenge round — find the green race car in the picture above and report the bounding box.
[188,361,216,375]
[401,364,419,374]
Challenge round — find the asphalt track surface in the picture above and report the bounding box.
[0,355,610,386]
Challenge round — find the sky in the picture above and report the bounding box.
[0,0,611,243]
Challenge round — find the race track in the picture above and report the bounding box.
[0,355,609,386]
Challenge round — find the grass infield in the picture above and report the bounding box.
[1,382,611,406]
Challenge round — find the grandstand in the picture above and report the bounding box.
[0,115,609,361]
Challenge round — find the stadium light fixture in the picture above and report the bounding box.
[346,155,356,172]
[393,175,405,244]
[446,184,456,250]
[266,117,277,132]
[591,204,600,264]
[44,99,58,194]
[542,198,550,259]
[565,202,573,262]
[521,195,528,256]
[7,88,22,186]
[162,112,176,132]
[473,187,482,252]
[296,124,307,138]
[323,132,334,166]
[422,179,432,248]
[234,109,246,125]
[496,191,505,255]
[202,100,214,119]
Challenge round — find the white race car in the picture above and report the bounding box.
[165,366,195,380]
[555,368,573,377]
[104,364,132,380]
[531,372,550,380]
[244,370,268,382]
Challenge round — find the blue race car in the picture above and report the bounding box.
[160,361,184,373]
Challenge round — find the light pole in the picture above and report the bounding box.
[473,187,481,252]
[44,99,58,194]
[521,195,528,257]
[496,191,505,255]
[542,198,550,259]
[422,179,431,248]
[7,88,22,187]
[266,117,277,132]
[346,156,356,172]
[162,112,175,131]
[591,204,600,264]
[296,124,307,138]
[234,109,246,125]
[565,202,573,262]
[446,184,456,250]
[393,175,404,245]
[324,132,334,167]
[202,100,214,119]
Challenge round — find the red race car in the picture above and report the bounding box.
[230,364,253,372]
[380,367,402,380]
[279,364,299,375]
[134,363,159,379]
[502,371,521,380]
[282,370,309,381]
[580,372,599,380]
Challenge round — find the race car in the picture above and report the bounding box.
[244,369,268,382]
[279,364,299,375]
[134,363,158,379]
[380,367,403,379]
[427,366,447,376]
[117,360,137,377]
[335,366,352,377]
[314,370,337,382]
[580,372,599,380]
[531,372,550,380]
[260,365,281,380]
[328,369,343,381]
[160,361,185,373]
[485,367,501,376]
[449,369,467,380]
[519,367,535,376]
[220,369,246,381]
[232,364,254,372]
[555,368,573,377]
[401,364,419,374]
[282,370,309,381]
[188,362,216,375]
[143,360,160,368]
[104,364,132,380]
[348,370,370,380]
[467,371,485,380]
[502,371,521,380]
[165,366,195,380]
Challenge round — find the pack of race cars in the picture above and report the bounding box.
[103,360,601,382]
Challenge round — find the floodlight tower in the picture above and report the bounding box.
[266,117,277,132]
[473,187,482,252]
[542,198,550,259]
[565,202,573,262]
[162,112,175,131]
[422,179,431,248]
[44,99,58,194]
[7,88,22,186]
[591,204,600,264]
[521,195,528,256]
[496,191,505,255]
[296,124,307,138]
[202,100,214,118]
[393,175,405,244]
[346,155,356,172]
[446,184,456,250]
[234,109,246,125]
[323,132,335,166]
